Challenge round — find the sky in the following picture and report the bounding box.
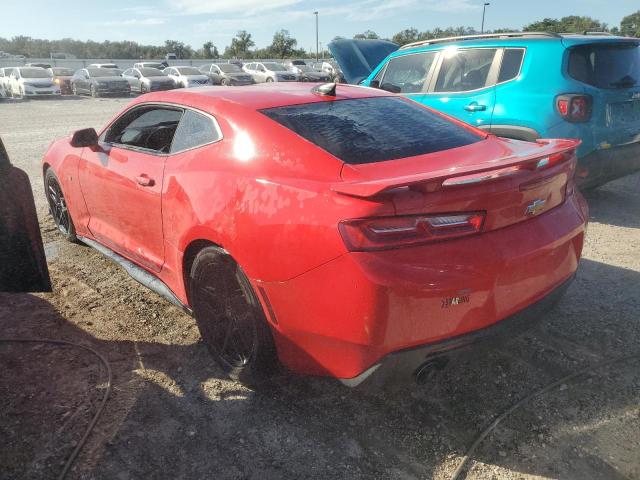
[2,0,638,53]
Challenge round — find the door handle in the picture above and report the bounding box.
[464,102,487,112]
[135,175,154,187]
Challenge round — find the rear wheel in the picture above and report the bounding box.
[72,83,78,96]
[45,169,77,242]
[90,85,98,98]
[221,78,231,86]
[266,77,274,83]
[189,247,277,387]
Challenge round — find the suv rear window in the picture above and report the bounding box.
[568,42,640,89]
[261,97,482,164]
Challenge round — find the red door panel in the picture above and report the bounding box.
[78,145,165,272]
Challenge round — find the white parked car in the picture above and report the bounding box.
[88,63,119,69]
[0,68,13,93]
[163,66,211,88]
[8,67,61,98]
[242,62,298,82]
[133,62,166,70]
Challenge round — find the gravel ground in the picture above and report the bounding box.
[0,96,639,480]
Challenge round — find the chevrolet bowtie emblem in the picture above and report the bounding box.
[525,199,546,216]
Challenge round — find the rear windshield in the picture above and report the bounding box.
[261,97,482,164]
[88,68,121,77]
[140,68,166,77]
[568,42,640,89]
[51,68,74,76]
[176,67,201,75]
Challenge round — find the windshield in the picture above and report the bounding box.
[296,65,313,72]
[51,68,74,76]
[176,67,201,75]
[142,63,163,69]
[569,42,640,89]
[19,68,51,78]
[140,68,166,77]
[261,96,481,164]
[88,68,121,78]
[218,64,241,73]
[263,63,287,72]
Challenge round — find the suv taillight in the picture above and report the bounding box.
[556,94,592,122]
[339,212,485,252]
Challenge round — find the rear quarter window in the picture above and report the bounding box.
[498,48,525,83]
[261,96,482,165]
[568,42,640,89]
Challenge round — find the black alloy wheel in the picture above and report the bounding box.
[190,247,277,386]
[45,169,77,242]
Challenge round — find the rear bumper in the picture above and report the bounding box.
[579,141,640,188]
[260,193,587,381]
[341,274,574,387]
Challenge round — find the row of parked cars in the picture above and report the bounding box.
[0,59,343,99]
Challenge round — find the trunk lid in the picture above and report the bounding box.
[335,136,580,232]
[328,38,398,84]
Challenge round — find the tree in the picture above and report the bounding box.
[213,45,220,58]
[620,10,640,37]
[523,16,607,33]
[164,40,193,59]
[269,29,297,58]
[353,30,380,40]
[202,41,214,58]
[224,30,255,58]
[392,28,420,45]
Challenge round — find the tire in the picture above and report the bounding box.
[189,246,277,387]
[266,77,274,83]
[72,83,78,96]
[90,84,98,98]
[140,83,147,94]
[221,78,230,86]
[44,169,77,242]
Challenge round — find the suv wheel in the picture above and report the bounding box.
[189,247,277,387]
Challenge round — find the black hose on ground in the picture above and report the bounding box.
[0,338,112,480]
[450,353,640,480]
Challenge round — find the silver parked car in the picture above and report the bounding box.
[163,66,211,88]
[242,62,298,82]
[122,67,175,93]
[288,64,332,82]
[199,63,254,86]
[133,62,166,70]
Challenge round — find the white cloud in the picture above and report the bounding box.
[102,18,166,27]
[169,0,303,16]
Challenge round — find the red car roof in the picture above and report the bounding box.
[138,82,391,112]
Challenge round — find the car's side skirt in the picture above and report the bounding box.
[78,235,192,316]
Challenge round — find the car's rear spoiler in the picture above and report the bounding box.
[331,139,580,198]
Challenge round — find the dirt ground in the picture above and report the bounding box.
[0,96,639,480]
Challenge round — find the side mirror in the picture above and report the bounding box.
[369,80,380,89]
[380,83,401,94]
[70,128,99,148]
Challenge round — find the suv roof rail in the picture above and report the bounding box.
[575,31,614,36]
[399,31,561,50]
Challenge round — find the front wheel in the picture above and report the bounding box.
[266,77,274,83]
[189,247,277,387]
[45,169,77,242]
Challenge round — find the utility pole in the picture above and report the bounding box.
[481,3,490,34]
[314,11,319,62]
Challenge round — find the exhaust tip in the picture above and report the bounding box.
[414,357,449,385]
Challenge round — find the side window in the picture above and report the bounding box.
[170,110,221,153]
[434,48,497,92]
[498,48,524,83]
[380,52,437,93]
[104,106,184,154]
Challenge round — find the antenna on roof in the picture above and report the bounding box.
[312,82,336,96]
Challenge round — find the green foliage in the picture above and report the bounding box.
[268,30,298,58]
[620,10,640,37]
[354,30,380,40]
[223,30,255,59]
[523,16,607,33]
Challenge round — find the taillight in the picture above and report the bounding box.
[339,212,485,251]
[556,94,592,122]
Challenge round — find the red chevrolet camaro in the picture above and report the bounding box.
[42,83,588,387]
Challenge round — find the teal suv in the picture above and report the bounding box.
[330,33,640,188]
